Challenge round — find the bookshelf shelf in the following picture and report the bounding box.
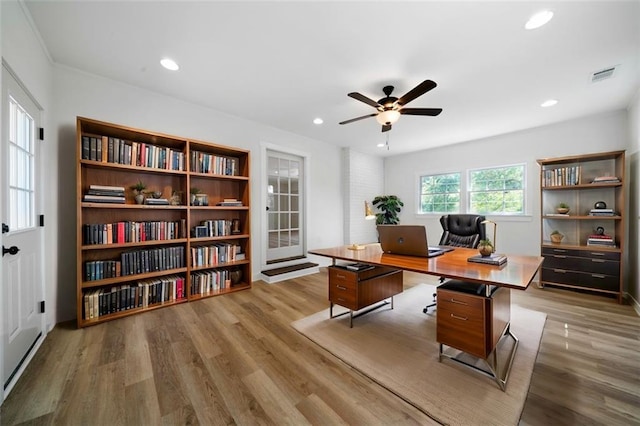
[537,150,625,302]
[76,117,251,327]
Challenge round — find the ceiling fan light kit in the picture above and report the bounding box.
[340,79,443,135]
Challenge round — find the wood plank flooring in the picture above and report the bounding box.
[1,269,639,425]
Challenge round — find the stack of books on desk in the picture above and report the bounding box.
[586,234,616,247]
[83,184,125,204]
[467,253,508,266]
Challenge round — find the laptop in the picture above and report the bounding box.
[377,225,453,258]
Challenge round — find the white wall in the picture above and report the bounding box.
[1,0,55,329]
[384,111,629,259]
[627,89,640,311]
[342,148,383,246]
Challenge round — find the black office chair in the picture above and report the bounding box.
[423,214,486,313]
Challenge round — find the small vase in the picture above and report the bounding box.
[135,193,145,204]
[478,245,493,257]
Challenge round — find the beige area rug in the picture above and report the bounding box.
[291,283,546,426]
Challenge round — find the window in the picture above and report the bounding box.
[8,95,35,231]
[468,164,525,214]
[419,172,460,213]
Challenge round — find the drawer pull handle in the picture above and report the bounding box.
[336,285,347,290]
[591,259,605,263]
[553,269,566,273]
[592,274,606,279]
[553,249,568,253]
[450,313,468,321]
[337,297,345,302]
[590,252,605,256]
[553,255,567,259]
[449,298,468,305]
[336,274,346,279]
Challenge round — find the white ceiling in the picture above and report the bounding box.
[23,1,640,156]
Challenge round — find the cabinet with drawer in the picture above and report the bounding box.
[538,150,625,302]
[328,265,402,326]
[436,282,510,359]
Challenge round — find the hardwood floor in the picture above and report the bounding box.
[1,269,639,425]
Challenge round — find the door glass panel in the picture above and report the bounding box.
[8,96,35,231]
[291,178,299,194]
[291,230,300,245]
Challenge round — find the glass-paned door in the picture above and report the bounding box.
[266,151,304,262]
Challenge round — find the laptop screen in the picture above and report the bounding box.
[377,225,451,258]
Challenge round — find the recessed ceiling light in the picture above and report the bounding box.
[313,118,324,125]
[377,143,385,148]
[525,10,554,30]
[541,99,558,108]
[160,58,179,71]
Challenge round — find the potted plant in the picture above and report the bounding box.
[478,239,494,256]
[556,203,570,214]
[550,230,564,243]
[130,180,146,204]
[190,187,201,205]
[372,195,404,224]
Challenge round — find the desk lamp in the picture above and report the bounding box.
[348,201,377,250]
[481,219,497,252]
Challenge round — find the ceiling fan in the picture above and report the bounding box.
[339,79,443,132]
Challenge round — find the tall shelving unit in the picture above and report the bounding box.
[76,117,251,327]
[538,150,625,303]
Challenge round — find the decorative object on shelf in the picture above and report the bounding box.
[170,190,182,206]
[230,269,242,285]
[190,187,201,205]
[194,193,208,206]
[556,203,570,214]
[231,218,241,234]
[130,180,146,204]
[477,239,494,256]
[594,201,607,210]
[372,195,404,225]
[151,190,162,199]
[550,230,564,243]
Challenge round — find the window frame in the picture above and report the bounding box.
[417,171,462,215]
[467,163,527,216]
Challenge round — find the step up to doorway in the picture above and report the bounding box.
[260,262,319,284]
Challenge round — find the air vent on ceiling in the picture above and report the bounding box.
[591,66,616,83]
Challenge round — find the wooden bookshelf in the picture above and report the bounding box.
[76,117,251,327]
[537,150,625,302]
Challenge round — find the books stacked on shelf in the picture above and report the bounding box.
[83,220,186,245]
[591,176,620,184]
[82,275,186,320]
[216,198,243,206]
[81,135,185,171]
[144,198,170,205]
[190,150,239,176]
[192,219,235,238]
[467,253,508,266]
[589,208,617,216]
[83,184,125,204]
[541,165,581,187]
[345,263,375,272]
[586,234,616,247]
[190,243,239,267]
[190,269,232,294]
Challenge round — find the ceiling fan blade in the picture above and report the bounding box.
[339,113,377,125]
[381,124,392,132]
[348,92,382,108]
[396,80,437,106]
[400,107,443,116]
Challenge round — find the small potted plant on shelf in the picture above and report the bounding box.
[478,239,494,256]
[550,230,564,243]
[130,180,146,204]
[190,187,201,206]
[556,203,570,214]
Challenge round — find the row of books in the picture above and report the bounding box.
[83,184,126,204]
[192,219,236,238]
[81,135,185,171]
[191,243,241,267]
[190,270,233,295]
[83,220,186,245]
[84,246,185,281]
[541,166,581,187]
[190,150,239,176]
[82,275,186,320]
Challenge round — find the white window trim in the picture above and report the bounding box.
[466,162,527,216]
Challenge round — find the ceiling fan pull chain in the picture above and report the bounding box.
[386,132,390,150]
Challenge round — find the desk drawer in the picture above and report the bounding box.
[328,267,357,309]
[437,304,487,358]
[542,254,619,276]
[437,288,485,313]
[541,268,620,292]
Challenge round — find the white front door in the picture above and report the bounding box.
[266,150,305,262]
[1,64,45,397]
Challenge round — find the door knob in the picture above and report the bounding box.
[2,245,20,256]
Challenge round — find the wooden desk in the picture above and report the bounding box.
[309,244,544,390]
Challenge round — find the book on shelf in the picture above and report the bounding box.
[345,262,375,272]
[83,194,126,204]
[89,184,125,192]
[467,253,508,265]
[216,201,243,206]
[587,239,616,247]
[144,198,170,205]
[591,176,620,183]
